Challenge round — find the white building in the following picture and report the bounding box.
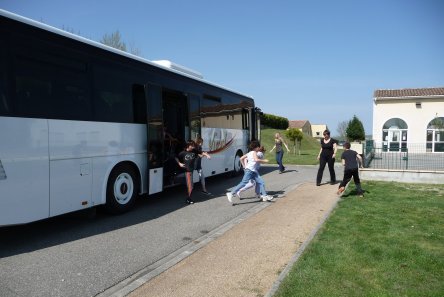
[311,124,328,140]
[372,87,444,153]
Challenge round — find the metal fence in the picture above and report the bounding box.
[364,142,444,171]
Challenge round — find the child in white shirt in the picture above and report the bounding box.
[227,142,273,204]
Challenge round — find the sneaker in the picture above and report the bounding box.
[235,191,242,199]
[202,190,211,195]
[256,194,261,199]
[337,187,345,195]
[261,195,274,202]
[186,198,195,204]
[226,192,233,203]
[316,183,321,186]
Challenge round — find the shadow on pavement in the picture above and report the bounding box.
[0,172,247,258]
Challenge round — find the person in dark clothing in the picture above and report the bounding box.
[337,142,364,197]
[193,136,211,195]
[316,129,338,185]
[176,141,197,204]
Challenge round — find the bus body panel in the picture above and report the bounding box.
[148,168,163,195]
[201,127,248,175]
[48,120,147,213]
[49,157,92,216]
[0,117,50,225]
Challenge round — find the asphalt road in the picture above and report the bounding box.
[0,164,342,297]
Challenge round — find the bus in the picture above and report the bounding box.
[0,9,261,226]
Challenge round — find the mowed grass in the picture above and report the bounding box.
[260,128,343,165]
[274,181,444,297]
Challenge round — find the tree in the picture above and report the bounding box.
[430,117,444,129]
[336,120,348,140]
[128,40,142,56]
[285,128,304,155]
[100,30,127,52]
[100,30,143,57]
[346,115,365,142]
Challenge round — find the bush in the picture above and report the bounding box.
[261,113,289,129]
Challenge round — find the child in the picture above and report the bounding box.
[337,142,364,197]
[227,141,273,204]
[194,137,212,195]
[236,146,266,199]
[176,141,197,204]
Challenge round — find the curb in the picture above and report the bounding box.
[96,183,302,297]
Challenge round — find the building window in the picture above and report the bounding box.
[382,118,408,151]
[426,117,444,152]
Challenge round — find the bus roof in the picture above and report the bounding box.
[0,9,253,100]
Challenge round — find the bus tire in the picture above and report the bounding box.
[232,151,243,176]
[104,164,139,214]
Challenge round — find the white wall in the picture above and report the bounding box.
[361,168,444,184]
[372,98,444,144]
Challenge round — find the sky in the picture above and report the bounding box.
[1,0,443,136]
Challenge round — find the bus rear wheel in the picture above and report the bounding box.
[104,164,139,214]
[232,151,243,176]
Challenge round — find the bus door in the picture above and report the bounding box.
[162,90,189,186]
[146,84,163,194]
[249,107,262,141]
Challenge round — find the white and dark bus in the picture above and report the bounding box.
[0,10,261,226]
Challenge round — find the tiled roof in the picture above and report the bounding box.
[374,87,444,99]
[289,120,309,129]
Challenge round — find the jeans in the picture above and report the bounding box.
[275,150,285,172]
[231,169,266,196]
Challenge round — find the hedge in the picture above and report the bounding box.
[261,113,289,129]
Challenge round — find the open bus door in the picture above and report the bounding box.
[162,90,190,187]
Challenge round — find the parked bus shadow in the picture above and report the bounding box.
[0,171,260,258]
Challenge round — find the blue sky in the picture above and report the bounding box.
[1,0,443,135]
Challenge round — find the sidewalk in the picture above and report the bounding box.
[128,182,340,297]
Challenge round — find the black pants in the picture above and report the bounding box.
[316,154,336,184]
[339,168,363,194]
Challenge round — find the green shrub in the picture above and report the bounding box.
[262,113,289,129]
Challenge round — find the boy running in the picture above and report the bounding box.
[337,142,364,197]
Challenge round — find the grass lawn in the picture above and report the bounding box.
[274,181,444,297]
[260,128,343,165]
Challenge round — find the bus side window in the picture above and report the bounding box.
[14,60,53,119]
[93,65,133,123]
[132,84,146,124]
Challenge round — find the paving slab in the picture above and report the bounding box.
[127,182,340,297]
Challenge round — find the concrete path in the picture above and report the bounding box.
[126,182,340,297]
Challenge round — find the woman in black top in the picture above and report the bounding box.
[316,130,338,186]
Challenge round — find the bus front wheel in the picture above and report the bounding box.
[104,164,139,214]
